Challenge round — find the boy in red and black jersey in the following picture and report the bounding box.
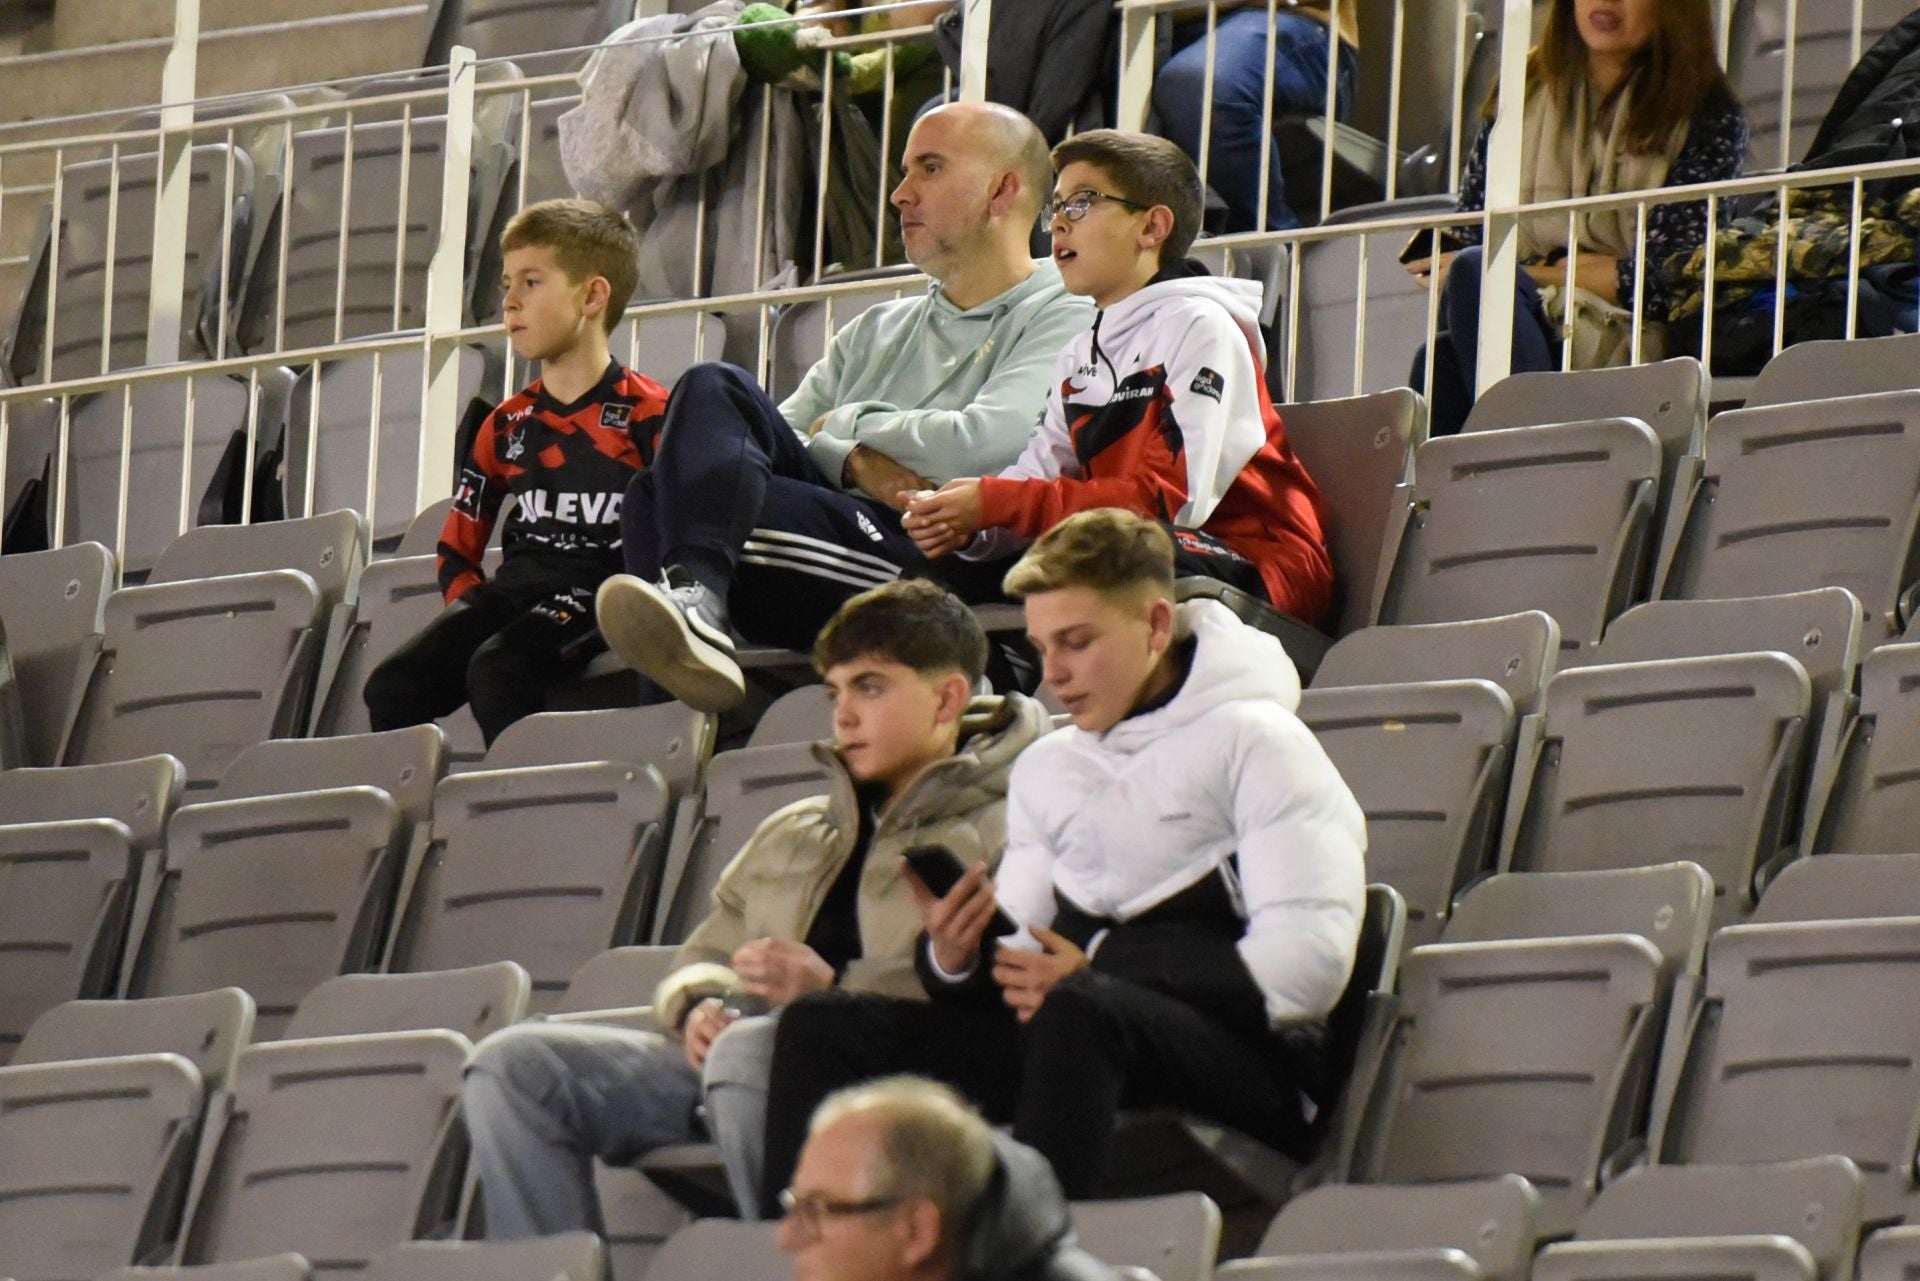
[364,200,667,743]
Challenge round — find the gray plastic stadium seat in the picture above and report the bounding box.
[366,1233,606,1281]
[1341,933,1667,1233]
[181,1031,470,1273]
[1534,1158,1864,1281]
[0,1053,204,1281]
[1503,653,1811,915]
[645,1220,786,1281]
[1287,222,1434,405]
[654,742,834,944]
[485,704,714,798]
[609,312,732,392]
[514,94,580,208]
[1860,1225,1920,1281]
[1214,1253,1482,1281]
[213,725,447,833]
[134,786,409,1038]
[555,946,682,1017]
[0,540,112,765]
[1753,854,1920,925]
[15,987,253,1090]
[1280,390,1425,636]
[768,272,921,403]
[1071,1194,1221,1281]
[1728,0,1909,173]
[1223,1176,1543,1281]
[1648,917,1920,1219]
[284,962,530,1041]
[398,499,454,556]
[1310,611,1560,716]
[1,395,60,547]
[1806,643,1920,855]
[425,0,628,64]
[1375,418,1663,652]
[1748,333,1920,408]
[1297,679,1515,941]
[285,346,487,543]
[101,1258,313,1281]
[151,508,366,616]
[1659,391,1920,637]
[745,684,834,749]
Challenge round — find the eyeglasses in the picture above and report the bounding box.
[778,1187,906,1238]
[1041,188,1148,226]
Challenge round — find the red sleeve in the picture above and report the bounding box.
[975,395,1190,537]
[437,412,508,602]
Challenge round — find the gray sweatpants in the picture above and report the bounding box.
[462,1014,779,1237]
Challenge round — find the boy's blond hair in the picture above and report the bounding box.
[500,198,640,335]
[1001,508,1176,602]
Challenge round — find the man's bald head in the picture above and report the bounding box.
[918,101,1054,224]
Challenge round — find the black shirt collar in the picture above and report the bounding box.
[1124,634,1199,722]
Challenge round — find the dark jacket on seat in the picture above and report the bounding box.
[962,1133,1121,1281]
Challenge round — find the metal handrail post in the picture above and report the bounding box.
[1474,0,1532,394]
[145,0,201,368]
[419,46,477,510]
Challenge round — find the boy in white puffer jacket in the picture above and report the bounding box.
[759,509,1366,1206]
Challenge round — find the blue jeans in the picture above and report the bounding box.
[1153,10,1359,232]
[1410,245,1559,436]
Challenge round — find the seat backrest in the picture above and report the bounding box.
[484,703,714,802]
[646,1219,787,1281]
[609,311,730,391]
[1727,0,1911,172]
[1279,389,1425,636]
[1071,1194,1222,1281]
[1379,418,1663,651]
[364,1232,606,1281]
[746,684,834,749]
[1859,1225,1920,1281]
[1444,864,1714,990]
[213,724,446,830]
[398,500,454,557]
[0,1053,204,1281]
[1311,611,1560,715]
[66,571,325,790]
[1351,934,1665,1234]
[655,741,835,944]
[100,1257,313,1281]
[0,540,113,766]
[0,751,182,847]
[1466,358,1708,470]
[0,396,65,552]
[1748,333,1920,407]
[1289,224,1436,405]
[1256,1175,1543,1281]
[1813,642,1920,855]
[400,762,674,1008]
[768,274,921,403]
[1297,680,1514,939]
[514,94,579,208]
[426,0,628,63]
[1663,392,1920,635]
[15,987,254,1090]
[141,787,406,1038]
[1753,853,1920,925]
[151,509,365,616]
[184,1031,470,1272]
[284,963,530,1042]
[1659,916,1920,1220]
[555,945,682,1015]
[1508,653,1811,913]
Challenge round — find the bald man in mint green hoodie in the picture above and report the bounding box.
[597,102,1094,713]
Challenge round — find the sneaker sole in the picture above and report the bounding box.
[596,574,746,713]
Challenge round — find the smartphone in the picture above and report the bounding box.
[903,845,1018,938]
[721,992,773,1019]
[1399,226,1472,267]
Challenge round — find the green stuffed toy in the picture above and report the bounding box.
[734,2,934,95]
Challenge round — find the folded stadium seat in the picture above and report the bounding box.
[364,1233,606,1281]
[743,684,834,748]
[0,395,60,547]
[1309,610,1561,715]
[1861,1227,1920,1281]
[1656,390,1920,640]
[607,310,732,390]
[424,0,631,69]
[14,988,254,1092]
[644,1220,785,1281]
[1213,1175,1543,1281]
[1296,679,1516,942]
[1751,853,1920,925]
[552,946,682,1019]
[1282,204,1449,405]
[1,143,257,384]
[177,1030,470,1274]
[130,784,412,1038]
[509,93,582,209]
[0,540,112,765]
[1531,1157,1865,1281]
[1190,242,1290,393]
[1803,643,1920,856]
[387,705,712,1008]
[1727,0,1910,173]
[0,754,183,1062]
[64,369,294,576]
[211,725,447,832]
[1501,653,1812,918]
[1746,333,1920,408]
[766,268,924,404]
[0,1053,206,1281]
[1645,915,1920,1220]
[1374,417,1664,654]
[99,1258,312,1281]
[282,345,489,545]
[1279,389,1425,638]
[281,962,530,1041]
[1070,1194,1222,1281]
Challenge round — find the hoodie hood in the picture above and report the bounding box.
[1095,270,1265,359]
[960,1133,1118,1281]
[1098,599,1301,755]
[812,691,1053,831]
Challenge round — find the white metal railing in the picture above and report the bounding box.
[0,0,1904,565]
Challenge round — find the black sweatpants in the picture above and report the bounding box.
[362,554,607,744]
[619,362,934,652]
[759,971,1310,1210]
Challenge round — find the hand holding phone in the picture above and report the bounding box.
[903,845,1017,976]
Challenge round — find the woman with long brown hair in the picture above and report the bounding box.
[1408,0,1747,434]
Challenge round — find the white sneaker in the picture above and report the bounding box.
[596,568,746,713]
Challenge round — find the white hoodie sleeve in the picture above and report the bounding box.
[1160,302,1273,530]
[1228,708,1369,1023]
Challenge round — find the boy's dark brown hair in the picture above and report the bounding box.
[1001,508,1176,601]
[1049,129,1204,267]
[500,198,641,335]
[812,579,989,686]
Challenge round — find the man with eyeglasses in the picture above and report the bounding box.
[780,1076,1119,1281]
[593,101,1094,714]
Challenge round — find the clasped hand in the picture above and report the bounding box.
[898,479,984,559]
